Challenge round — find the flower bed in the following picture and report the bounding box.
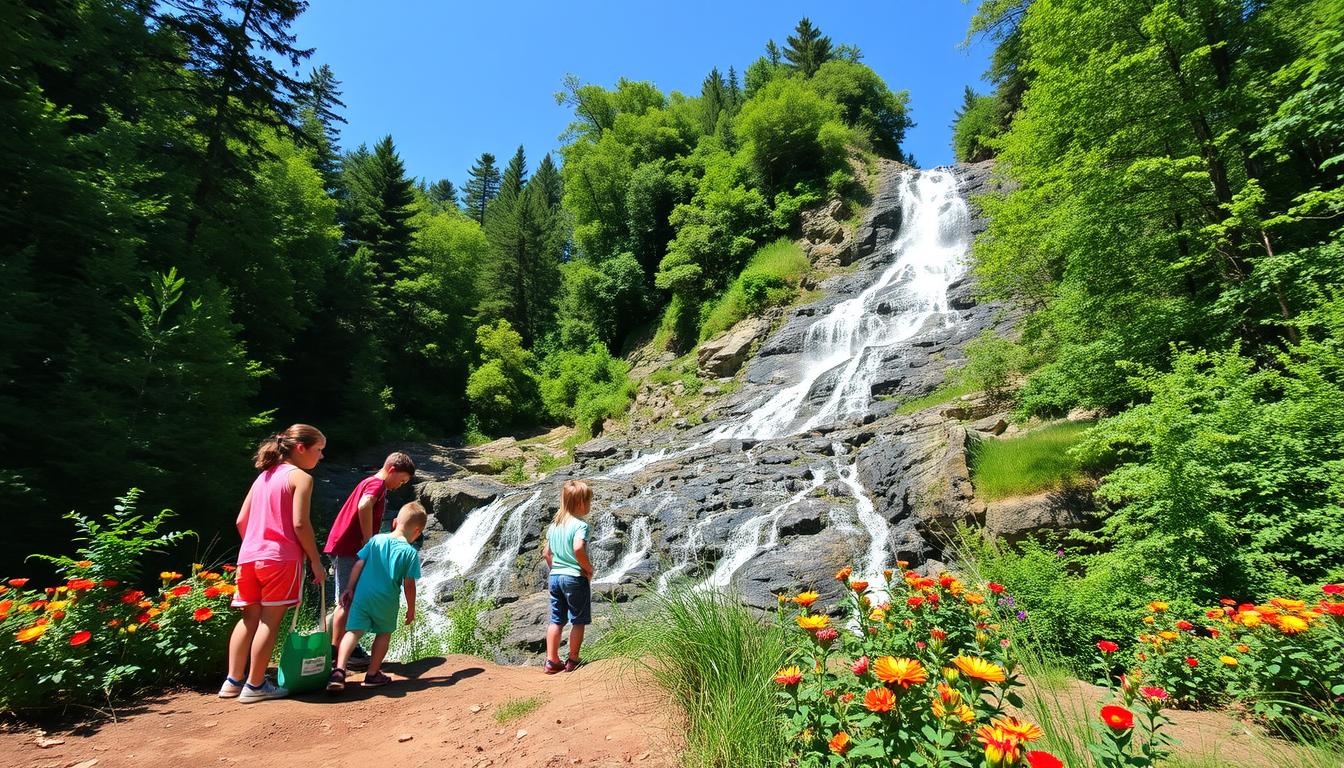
[774,565,1179,767]
[0,563,237,711]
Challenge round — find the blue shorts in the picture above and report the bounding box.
[549,574,591,626]
[330,555,358,598]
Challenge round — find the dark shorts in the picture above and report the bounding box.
[549,574,591,626]
[330,554,358,598]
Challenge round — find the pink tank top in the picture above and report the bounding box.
[237,463,303,564]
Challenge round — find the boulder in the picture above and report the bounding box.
[418,476,508,533]
[984,485,1094,543]
[574,436,620,459]
[698,316,769,377]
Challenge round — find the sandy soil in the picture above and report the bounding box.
[0,657,680,768]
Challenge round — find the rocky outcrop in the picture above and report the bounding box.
[420,476,508,533]
[984,485,1095,544]
[698,316,770,377]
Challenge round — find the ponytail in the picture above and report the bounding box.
[253,423,325,470]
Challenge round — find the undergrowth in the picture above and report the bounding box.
[968,420,1092,500]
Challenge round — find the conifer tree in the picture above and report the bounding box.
[428,179,459,210]
[726,66,742,112]
[783,17,832,77]
[462,152,501,224]
[342,136,416,286]
[765,39,782,66]
[701,67,728,134]
[498,145,528,200]
[301,64,346,193]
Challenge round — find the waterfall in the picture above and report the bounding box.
[699,470,827,589]
[832,442,888,585]
[594,516,653,585]
[716,169,970,441]
[474,490,543,596]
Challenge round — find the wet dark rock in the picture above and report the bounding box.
[419,476,508,533]
[574,436,620,459]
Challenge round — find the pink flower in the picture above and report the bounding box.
[851,656,869,676]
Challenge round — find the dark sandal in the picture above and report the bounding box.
[543,659,564,675]
[564,658,582,673]
[326,668,347,692]
[361,670,392,687]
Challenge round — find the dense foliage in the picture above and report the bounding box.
[958,0,1344,651]
[1,6,911,568]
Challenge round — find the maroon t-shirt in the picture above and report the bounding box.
[324,475,386,557]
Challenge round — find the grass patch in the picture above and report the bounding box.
[588,589,787,768]
[968,421,1091,500]
[699,239,810,342]
[891,374,979,415]
[537,452,572,474]
[494,695,546,723]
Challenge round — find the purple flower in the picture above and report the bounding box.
[1056,548,1065,557]
[1016,610,1028,621]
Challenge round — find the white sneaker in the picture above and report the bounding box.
[238,679,288,703]
[218,677,245,699]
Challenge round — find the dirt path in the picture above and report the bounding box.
[0,657,680,768]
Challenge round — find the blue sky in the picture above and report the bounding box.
[291,1,993,186]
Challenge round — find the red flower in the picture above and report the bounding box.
[1026,751,1064,768]
[849,580,869,592]
[988,582,1006,594]
[7,578,29,588]
[1185,657,1198,668]
[1175,620,1194,631]
[221,564,236,573]
[1096,640,1119,654]
[1323,584,1343,595]
[120,590,144,605]
[101,580,119,588]
[193,607,214,622]
[908,596,924,608]
[1140,686,1169,702]
[137,612,151,624]
[1323,602,1344,617]
[171,585,192,597]
[1101,705,1134,730]
[930,628,947,641]
[203,586,221,599]
[69,630,92,646]
[851,656,870,676]
[66,579,95,591]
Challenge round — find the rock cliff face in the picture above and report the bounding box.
[384,162,1024,657]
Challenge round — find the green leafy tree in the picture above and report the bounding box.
[466,320,541,433]
[809,59,912,158]
[951,85,1000,162]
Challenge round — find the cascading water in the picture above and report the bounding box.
[716,169,970,441]
[594,516,652,585]
[474,490,543,596]
[698,470,827,589]
[832,442,888,585]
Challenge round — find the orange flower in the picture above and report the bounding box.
[69,630,92,646]
[935,682,960,704]
[964,592,986,605]
[834,567,853,582]
[772,666,803,686]
[7,578,28,588]
[1239,611,1263,628]
[74,560,93,568]
[793,591,819,607]
[976,725,1022,765]
[1101,705,1134,730]
[828,732,851,755]
[171,584,192,597]
[849,580,869,592]
[864,686,897,712]
[1148,601,1168,612]
[1236,643,1250,653]
[0,599,11,616]
[1175,620,1194,631]
[953,655,1006,684]
[66,579,95,591]
[868,607,886,622]
[796,614,829,632]
[193,607,214,622]
[993,716,1043,742]
[874,656,927,688]
[1158,631,1179,641]
[16,623,47,643]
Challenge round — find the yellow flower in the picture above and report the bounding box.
[46,600,68,612]
[869,608,886,622]
[796,614,830,632]
[1148,601,1169,612]
[16,624,48,643]
[953,655,1007,684]
[1158,631,1179,641]
[126,623,138,634]
[993,716,1043,742]
[1271,598,1305,611]
[1220,655,1238,667]
[1143,616,1156,625]
[873,656,928,688]
[1278,615,1309,634]
[1240,611,1262,628]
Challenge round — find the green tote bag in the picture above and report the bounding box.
[277,574,331,693]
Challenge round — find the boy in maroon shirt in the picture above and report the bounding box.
[325,452,416,667]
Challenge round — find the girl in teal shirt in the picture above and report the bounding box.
[542,479,593,673]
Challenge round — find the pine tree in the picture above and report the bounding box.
[428,179,459,211]
[480,147,563,347]
[726,66,742,112]
[462,152,501,225]
[301,64,346,193]
[499,145,528,200]
[156,0,315,248]
[783,17,832,77]
[342,136,416,286]
[701,67,728,134]
[765,39,782,66]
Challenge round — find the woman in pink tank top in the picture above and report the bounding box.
[220,423,327,703]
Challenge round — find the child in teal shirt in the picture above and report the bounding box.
[327,502,426,690]
[541,479,593,674]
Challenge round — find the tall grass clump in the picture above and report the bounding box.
[589,588,788,768]
[969,420,1092,500]
[699,239,810,342]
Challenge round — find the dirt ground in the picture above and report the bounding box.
[0,657,681,768]
[0,658,1331,768]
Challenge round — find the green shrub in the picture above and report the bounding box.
[968,421,1091,500]
[466,320,541,433]
[699,239,809,341]
[539,343,634,437]
[964,331,1027,401]
[0,490,236,713]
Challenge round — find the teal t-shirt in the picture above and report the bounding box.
[351,533,421,623]
[547,517,590,578]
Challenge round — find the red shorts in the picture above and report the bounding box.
[231,560,302,607]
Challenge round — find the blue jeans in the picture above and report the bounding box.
[549,574,591,626]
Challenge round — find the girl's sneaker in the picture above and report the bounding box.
[563,658,582,673]
[238,678,288,703]
[361,670,392,687]
[543,659,564,675]
[218,676,245,699]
